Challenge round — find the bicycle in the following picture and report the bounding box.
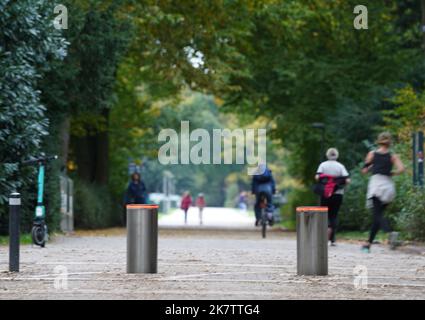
[259,193,274,239]
[22,155,58,247]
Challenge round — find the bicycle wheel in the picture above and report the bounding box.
[261,209,267,239]
[31,223,46,247]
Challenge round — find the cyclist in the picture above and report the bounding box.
[252,164,276,226]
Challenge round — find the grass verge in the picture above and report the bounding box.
[0,234,33,246]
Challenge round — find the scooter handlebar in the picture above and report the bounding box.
[21,155,58,165]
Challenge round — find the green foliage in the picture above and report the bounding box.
[124,93,242,206]
[389,168,425,241]
[41,118,65,233]
[73,179,121,229]
[281,187,317,230]
[383,85,425,143]
[0,0,67,234]
[2,0,424,239]
[132,0,255,96]
[39,2,135,240]
[224,183,239,208]
[0,233,33,246]
[338,166,371,231]
[210,0,421,184]
[69,1,132,120]
[394,182,425,241]
[379,75,425,241]
[41,0,133,119]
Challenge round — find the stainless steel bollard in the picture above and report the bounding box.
[127,204,158,274]
[296,206,328,276]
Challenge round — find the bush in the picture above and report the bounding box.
[224,183,239,208]
[281,187,317,230]
[0,0,66,234]
[73,179,121,229]
[393,174,425,241]
[338,166,371,231]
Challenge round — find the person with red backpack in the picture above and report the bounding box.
[315,148,350,246]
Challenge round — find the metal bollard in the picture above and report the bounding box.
[127,204,158,274]
[9,193,21,272]
[296,206,328,276]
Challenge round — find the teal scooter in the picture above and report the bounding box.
[23,155,58,247]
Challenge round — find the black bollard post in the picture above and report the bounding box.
[413,132,424,187]
[9,193,21,272]
[413,133,417,186]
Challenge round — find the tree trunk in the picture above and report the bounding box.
[59,116,71,171]
[72,108,109,185]
[94,109,109,185]
[74,135,95,182]
[422,0,425,52]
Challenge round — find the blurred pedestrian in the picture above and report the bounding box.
[125,172,147,205]
[180,191,192,224]
[195,193,206,225]
[237,191,248,212]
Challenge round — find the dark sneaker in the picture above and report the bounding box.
[330,242,337,247]
[255,219,260,227]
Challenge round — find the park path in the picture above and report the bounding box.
[1,221,425,299]
[159,207,254,229]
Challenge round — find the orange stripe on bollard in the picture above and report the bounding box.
[126,204,159,209]
[296,206,328,212]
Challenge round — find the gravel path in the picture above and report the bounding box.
[0,228,425,300]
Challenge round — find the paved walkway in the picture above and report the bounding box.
[1,225,425,299]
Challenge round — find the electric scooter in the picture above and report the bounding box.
[22,155,58,247]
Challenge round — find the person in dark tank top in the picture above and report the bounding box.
[361,132,405,253]
[371,151,393,176]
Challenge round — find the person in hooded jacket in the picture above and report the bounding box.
[252,165,276,226]
[126,172,147,204]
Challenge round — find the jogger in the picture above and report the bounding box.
[315,148,350,245]
[368,197,390,244]
[362,132,405,252]
[320,194,343,243]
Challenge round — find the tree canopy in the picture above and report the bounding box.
[1,0,424,237]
